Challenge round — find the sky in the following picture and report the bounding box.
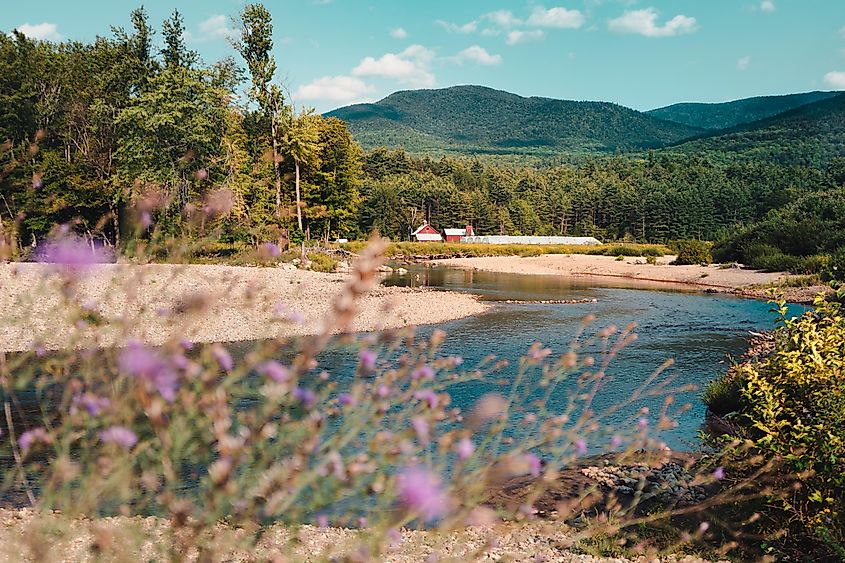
[2,1,844,113]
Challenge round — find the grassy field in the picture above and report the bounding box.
[340,241,671,260]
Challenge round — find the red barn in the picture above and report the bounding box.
[412,222,443,242]
[443,225,474,242]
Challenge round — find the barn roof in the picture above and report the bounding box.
[443,228,466,236]
[412,223,440,235]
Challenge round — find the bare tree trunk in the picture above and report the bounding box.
[295,160,303,231]
[271,116,282,219]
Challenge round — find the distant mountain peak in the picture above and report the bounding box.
[326,85,702,157]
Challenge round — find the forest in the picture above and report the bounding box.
[1,4,844,276]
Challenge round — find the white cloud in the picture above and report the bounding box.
[759,1,776,12]
[390,27,408,39]
[436,19,478,33]
[608,8,698,37]
[506,29,546,45]
[294,75,374,103]
[824,71,845,89]
[352,45,436,87]
[193,15,235,42]
[453,45,502,66]
[484,10,523,28]
[527,6,586,29]
[15,22,62,41]
[737,56,751,70]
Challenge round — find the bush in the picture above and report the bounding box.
[307,252,339,273]
[670,240,712,266]
[825,248,845,282]
[709,294,845,557]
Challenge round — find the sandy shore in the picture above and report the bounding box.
[0,263,488,353]
[0,508,718,562]
[433,254,828,302]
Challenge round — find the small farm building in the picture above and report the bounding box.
[443,225,475,242]
[412,222,443,242]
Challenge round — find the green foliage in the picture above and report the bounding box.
[328,85,702,157]
[339,241,669,260]
[670,240,712,265]
[306,252,339,272]
[708,294,845,557]
[648,91,840,131]
[674,93,845,166]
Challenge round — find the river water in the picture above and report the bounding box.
[375,266,804,450]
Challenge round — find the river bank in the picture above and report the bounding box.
[432,254,829,303]
[0,263,488,353]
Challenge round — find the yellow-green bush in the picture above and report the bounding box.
[705,291,845,557]
[670,240,712,265]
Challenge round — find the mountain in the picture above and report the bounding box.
[672,92,845,165]
[647,91,840,131]
[326,85,703,156]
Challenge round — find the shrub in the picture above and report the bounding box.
[670,240,712,266]
[824,248,845,282]
[307,252,339,272]
[709,294,845,557]
[646,255,658,265]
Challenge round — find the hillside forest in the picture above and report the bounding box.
[1,5,844,275]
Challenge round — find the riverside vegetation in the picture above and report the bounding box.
[0,227,819,561]
[1,2,845,560]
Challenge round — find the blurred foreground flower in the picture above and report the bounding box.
[397,466,450,522]
[118,340,179,401]
[35,229,113,272]
[98,426,138,449]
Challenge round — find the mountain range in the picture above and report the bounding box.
[325,85,844,162]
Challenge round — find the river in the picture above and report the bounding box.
[375,265,804,450]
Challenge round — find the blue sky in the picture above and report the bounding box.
[3,1,844,112]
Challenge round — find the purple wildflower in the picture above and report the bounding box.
[140,211,153,229]
[610,435,623,449]
[358,349,377,374]
[337,393,355,407]
[411,416,430,445]
[411,365,434,381]
[261,242,281,257]
[258,361,290,383]
[118,339,179,402]
[315,514,329,528]
[414,389,439,409]
[397,466,449,522]
[293,387,316,409]
[456,437,474,460]
[179,339,194,351]
[211,344,233,372]
[376,384,391,398]
[525,453,542,477]
[575,439,588,456]
[638,417,649,429]
[450,356,464,367]
[18,427,50,451]
[387,528,402,548]
[72,393,111,416]
[98,426,138,449]
[713,467,725,480]
[35,232,112,271]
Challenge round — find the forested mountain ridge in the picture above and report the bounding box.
[647,91,840,130]
[672,92,845,165]
[326,85,703,156]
